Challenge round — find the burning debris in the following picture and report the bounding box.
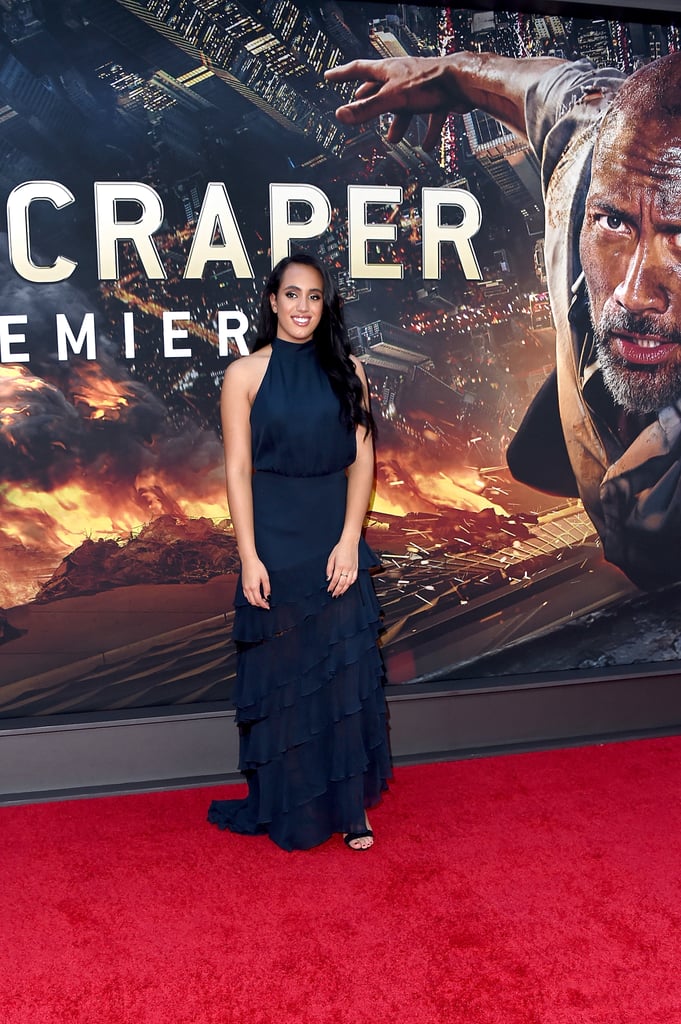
[35,515,239,603]
[365,505,535,559]
[0,277,227,609]
[0,267,590,633]
[365,503,600,669]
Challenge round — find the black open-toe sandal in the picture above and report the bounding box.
[343,829,374,850]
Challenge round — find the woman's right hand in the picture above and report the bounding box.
[241,556,271,609]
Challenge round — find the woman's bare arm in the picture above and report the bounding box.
[221,356,271,609]
[326,358,376,597]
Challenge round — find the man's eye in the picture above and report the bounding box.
[595,213,627,233]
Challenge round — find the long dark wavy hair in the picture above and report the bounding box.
[252,252,376,439]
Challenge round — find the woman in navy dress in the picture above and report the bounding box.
[208,253,391,851]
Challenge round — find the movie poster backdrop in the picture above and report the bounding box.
[1,0,680,720]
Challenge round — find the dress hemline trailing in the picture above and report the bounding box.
[208,552,390,851]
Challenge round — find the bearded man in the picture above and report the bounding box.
[326,52,681,589]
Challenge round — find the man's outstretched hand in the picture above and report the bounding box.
[325,56,472,150]
[326,52,556,145]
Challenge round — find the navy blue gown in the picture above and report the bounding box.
[208,337,391,850]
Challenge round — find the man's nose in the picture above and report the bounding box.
[613,240,669,314]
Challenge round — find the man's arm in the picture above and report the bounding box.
[325,52,566,149]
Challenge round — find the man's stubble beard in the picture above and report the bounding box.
[589,302,681,414]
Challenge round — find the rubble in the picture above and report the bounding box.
[35,515,239,603]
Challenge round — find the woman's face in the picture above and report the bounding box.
[270,263,324,344]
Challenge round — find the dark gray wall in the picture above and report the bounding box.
[3,667,681,802]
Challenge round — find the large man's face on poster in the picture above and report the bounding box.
[580,111,681,415]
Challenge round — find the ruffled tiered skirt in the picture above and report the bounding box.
[208,469,391,851]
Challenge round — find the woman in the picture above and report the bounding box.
[208,253,391,851]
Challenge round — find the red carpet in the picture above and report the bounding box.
[3,737,681,1024]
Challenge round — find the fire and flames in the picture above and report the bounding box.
[1,359,513,610]
[0,359,228,608]
[374,443,507,518]
[1,365,53,436]
[68,363,136,421]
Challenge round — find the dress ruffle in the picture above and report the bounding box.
[208,553,390,851]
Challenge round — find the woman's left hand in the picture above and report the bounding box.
[326,539,358,597]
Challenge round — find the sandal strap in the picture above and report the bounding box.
[344,829,374,846]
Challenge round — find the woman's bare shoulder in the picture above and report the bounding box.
[222,347,272,402]
[224,348,270,380]
[225,346,268,374]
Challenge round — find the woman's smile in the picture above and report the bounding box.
[270,263,324,343]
